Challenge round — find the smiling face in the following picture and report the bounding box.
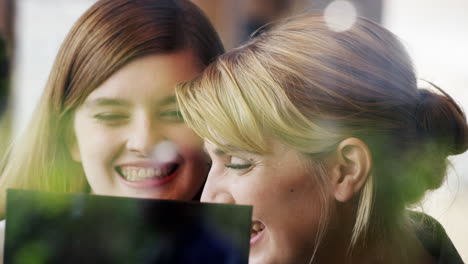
[71,50,208,200]
[202,140,325,264]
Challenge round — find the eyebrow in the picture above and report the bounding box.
[82,95,177,109]
[83,98,131,108]
[203,143,225,156]
[204,142,256,157]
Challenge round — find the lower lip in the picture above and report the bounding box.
[117,167,179,189]
[250,228,265,246]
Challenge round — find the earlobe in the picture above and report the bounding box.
[329,138,372,202]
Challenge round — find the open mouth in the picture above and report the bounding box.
[116,164,179,182]
[251,220,265,245]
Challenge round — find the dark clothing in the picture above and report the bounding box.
[411,211,464,264]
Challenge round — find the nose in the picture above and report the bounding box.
[200,172,235,204]
[126,116,163,157]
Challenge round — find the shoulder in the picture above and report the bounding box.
[409,211,464,264]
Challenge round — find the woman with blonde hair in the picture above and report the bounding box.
[176,15,467,263]
[0,0,224,253]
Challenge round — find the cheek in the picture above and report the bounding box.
[269,181,323,227]
[79,131,118,157]
[268,177,324,259]
[74,118,123,167]
[85,141,117,167]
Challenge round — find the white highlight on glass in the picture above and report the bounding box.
[151,140,179,163]
[324,0,357,32]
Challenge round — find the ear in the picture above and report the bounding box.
[328,138,371,202]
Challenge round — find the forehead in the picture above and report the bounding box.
[85,50,202,102]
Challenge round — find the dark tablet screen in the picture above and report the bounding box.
[4,189,251,264]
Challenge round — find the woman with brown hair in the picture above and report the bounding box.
[176,14,467,263]
[0,0,224,254]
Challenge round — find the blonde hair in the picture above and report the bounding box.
[176,14,467,253]
[0,0,224,216]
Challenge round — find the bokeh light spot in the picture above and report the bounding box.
[151,140,179,163]
[324,0,357,32]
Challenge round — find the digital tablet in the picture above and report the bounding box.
[4,189,251,264]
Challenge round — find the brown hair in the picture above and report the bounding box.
[176,14,467,251]
[0,0,224,216]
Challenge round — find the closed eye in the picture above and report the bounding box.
[159,110,183,122]
[224,156,253,170]
[94,113,129,121]
[93,113,130,125]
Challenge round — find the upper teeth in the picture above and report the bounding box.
[120,166,169,181]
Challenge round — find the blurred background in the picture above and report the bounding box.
[0,0,466,261]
